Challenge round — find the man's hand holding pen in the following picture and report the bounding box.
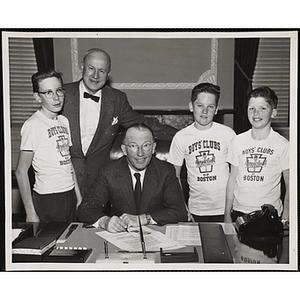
[99,215,128,233]
[98,213,151,233]
[120,213,149,230]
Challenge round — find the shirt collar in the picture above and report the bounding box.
[79,80,102,98]
[128,164,146,177]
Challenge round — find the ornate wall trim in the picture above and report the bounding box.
[197,38,218,85]
[112,82,196,89]
[70,38,218,88]
[70,38,81,81]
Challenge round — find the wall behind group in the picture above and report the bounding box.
[54,37,234,111]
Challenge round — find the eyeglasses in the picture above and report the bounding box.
[124,142,154,153]
[37,88,65,99]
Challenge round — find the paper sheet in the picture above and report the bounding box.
[165,225,179,241]
[12,228,23,242]
[166,223,236,245]
[219,222,237,235]
[96,226,184,252]
[165,224,201,246]
[178,224,201,245]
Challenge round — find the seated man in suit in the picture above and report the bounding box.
[77,123,188,232]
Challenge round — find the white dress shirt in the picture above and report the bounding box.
[128,166,156,224]
[79,81,102,155]
[128,166,146,191]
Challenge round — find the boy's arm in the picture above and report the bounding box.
[281,169,289,221]
[15,150,39,222]
[224,165,238,223]
[173,164,195,222]
[71,163,82,208]
[173,164,183,189]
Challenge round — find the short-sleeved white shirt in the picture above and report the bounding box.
[226,128,289,215]
[168,122,236,216]
[20,110,74,194]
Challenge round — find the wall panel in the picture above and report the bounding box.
[54,37,234,110]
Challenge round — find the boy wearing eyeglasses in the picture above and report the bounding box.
[168,83,236,222]
[15,68,82,223]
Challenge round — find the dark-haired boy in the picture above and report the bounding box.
[168,83,236,222]
[225,86,289,223]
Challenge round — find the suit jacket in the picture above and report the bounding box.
[62,81,177,197]
[77,156,188,226]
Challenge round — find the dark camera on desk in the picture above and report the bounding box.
[238,232,283,258]
[235,204,283,235]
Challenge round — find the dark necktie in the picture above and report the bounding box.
[134,173,142,213]
[83,92,100,103]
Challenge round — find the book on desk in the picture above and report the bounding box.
[12,222,93,263]
[12,222,69,262]
[12,237,56,255]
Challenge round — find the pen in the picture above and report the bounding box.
[138,216,147,259]
[118,250,156,253]
[83,223,95,228]
[104,241,109,259]
[65,224,78,239]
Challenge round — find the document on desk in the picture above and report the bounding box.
[166,224,201,246]
[96,227,184,252]
[12,228,23,242]
[219,222,237,235]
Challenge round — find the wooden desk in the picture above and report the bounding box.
[12,222,289,266]
[54,222,288,265]
[55,223,203,263]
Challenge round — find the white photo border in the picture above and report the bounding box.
[3,29,298,271]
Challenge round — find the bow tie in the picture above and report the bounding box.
[83,92,100,103]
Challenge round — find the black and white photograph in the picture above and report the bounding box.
[2,30,297,274]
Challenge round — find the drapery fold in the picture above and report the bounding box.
[234,38,259,134]
[33,38,54,71]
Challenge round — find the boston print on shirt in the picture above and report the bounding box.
[242,146,275,182]
[188,139,221,181]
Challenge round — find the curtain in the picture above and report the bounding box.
[234,38,259,134]
[33,38,54,71]
[252,38,290,138]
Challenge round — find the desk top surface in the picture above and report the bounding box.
[12,222,289,268]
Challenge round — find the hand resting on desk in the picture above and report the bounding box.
[99,213,149,233]
[98,215,127,233]
[120,213,149,230]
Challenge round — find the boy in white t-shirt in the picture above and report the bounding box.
[168,83,236,222]
[15,69,82,223]
[225,86,289,223]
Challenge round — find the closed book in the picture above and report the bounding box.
[12,237,56,255]
[12,223,34,246]
[198,223,233,263]
[35,222,70,239]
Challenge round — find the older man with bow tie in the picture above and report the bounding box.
[62,48,177,197]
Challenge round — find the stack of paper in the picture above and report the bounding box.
[96,226,185,252]
[165,224,201,246]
